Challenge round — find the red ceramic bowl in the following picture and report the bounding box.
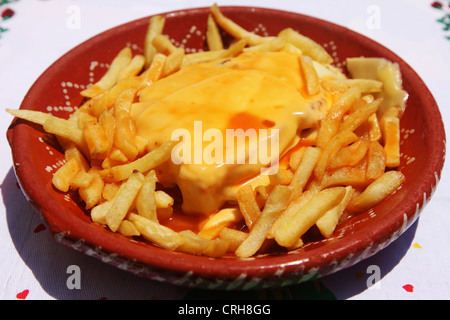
[7,6,446,290]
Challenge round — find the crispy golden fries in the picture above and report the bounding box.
[300,55,320,95]
[100,141,176,182]
[316,186,355,237]
[206,13,224,51]
[81,47,133,98]
[79,167,104,209]
[105,171,145,232]
[143,15,166,68]
[273,187,346,248]
[277,27,333,64]
[315,86,362,148]
[347,170,405,213]
[52,158,80,193]
[135,170,158,221]
[236,184,262,230]
[289,146,321,200]
[210,3,265,46]
[381,107,401,167]
[128,213,183,250]
[7,4,407,258]
[236,185,292,258]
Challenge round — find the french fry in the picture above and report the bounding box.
[316,186,354,237]
[128,213,183,250]
[254,184,270,209]
[177,230,211,255]
[89,76,141,117]
[236,185,292,258]
[134,135,149,155]
[91,198,114,225]
[43,115,86,154]
[347,170,405,213]
[289,146,321,200]
[314,130,359,180]
[135,170,158,221]
[102,153,126,168]
[177,230,229,257]
[182,50,227,67]
[138,53,166,89]
[269,189,316,238]
[118,219,141,237]
[113,87,137,117]
[6,109,51,126]
[154,190,174,208]
[315,86,362,148]
[162,47,185,76]
[83,120,110,160]
[143,15,165,68]
[80,47,133,98]
[366,140,386,181]
[52,158,80,192]
[76,111,97,130]
[282,42,303,57]
[210,3,265,46]
[221,38,249,58]
[277,28,333,64]
[219,227,248,252]
[243,37,286,53]
[102,182,121,201]
[320,166,368,189]
[98,110,115,155]
[203,237,229,258]
[339,98,381,133]
[100,141,175,182]
[206,13,224,51]
[79,167,105,209]
[288,146,306,171]
[152,34,178,56]
[118,55,145,81]
[273,187,346,248]
[182,37,248,68]
[269,168,293,186]
[69,170,94,190]
[367,113,382,141]
[113,115,139,161]
[300,55,320,95]
[236,184,262,230]
[64,144,90,172]
[328,139,370,170]
[380,112,401,167]
[105,171,145,232]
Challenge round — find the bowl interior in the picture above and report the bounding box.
[7,6,445,288]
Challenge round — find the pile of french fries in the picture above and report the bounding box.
[8,4,406,258]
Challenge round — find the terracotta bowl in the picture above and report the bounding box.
[7,6,446,290]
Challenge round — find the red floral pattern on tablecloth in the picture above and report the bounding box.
[431,1,450,39]
[0,0,17,36]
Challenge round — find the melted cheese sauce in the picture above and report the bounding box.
[130,51,336,215]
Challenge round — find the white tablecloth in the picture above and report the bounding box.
[1,0,449,300]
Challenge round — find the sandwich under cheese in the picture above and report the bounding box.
[130,50,343,214]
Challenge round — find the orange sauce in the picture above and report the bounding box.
[160,210,208,233]
[227,112,275,131]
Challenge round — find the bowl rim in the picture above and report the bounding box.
[7,5,446,289]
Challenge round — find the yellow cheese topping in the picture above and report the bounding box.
[130,51,337,214]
